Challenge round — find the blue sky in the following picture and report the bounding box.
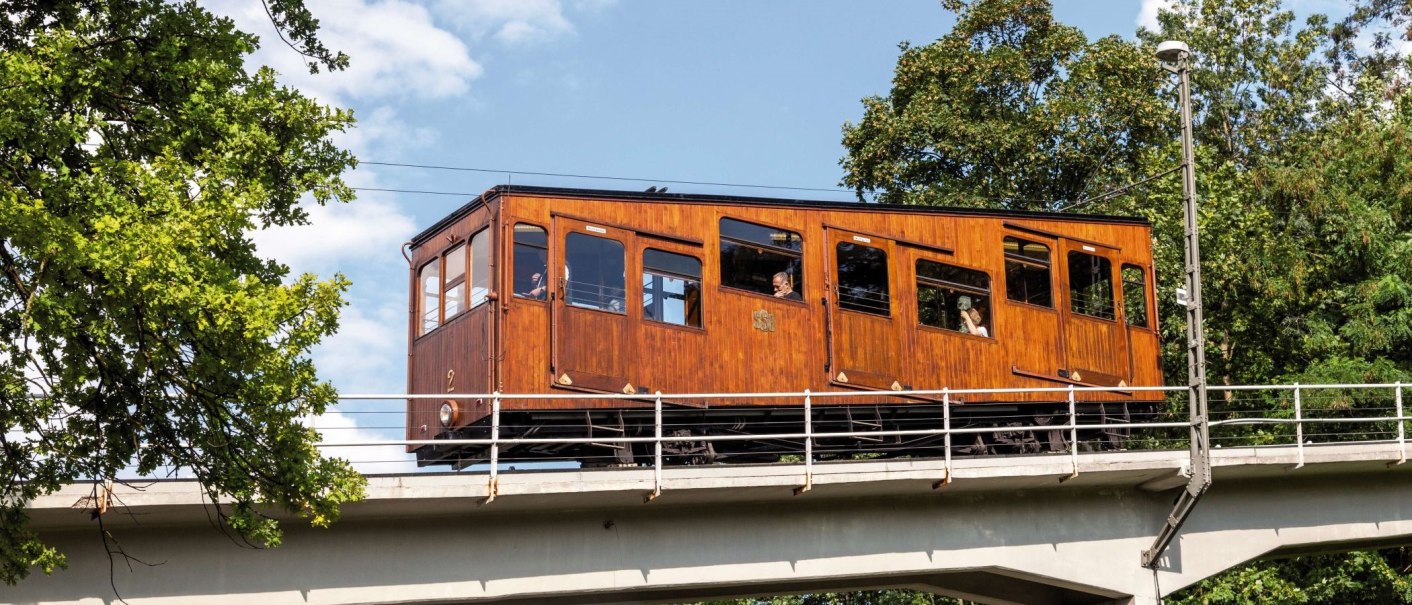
[204,0,1346,469]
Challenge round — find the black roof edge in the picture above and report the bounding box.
[409,184,1150,247]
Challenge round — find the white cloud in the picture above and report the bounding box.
[311,298,407,393]
[1137,0,1172,31]
[207,0,482,105]
[338,105,438,156]
[308,410,418,473]
[433,0,575,45]
[251,188,416,274]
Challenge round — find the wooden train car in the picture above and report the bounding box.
[406,185,1162,466]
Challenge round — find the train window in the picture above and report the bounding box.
[469,229,490,308]
[565,232,626,313]
[917,260,992,337]
[1122,264,1149,328]
[642,249,702,328]
[513,223,548,300]
[1004,237,1052,307]
[1069,251,1115,320]
[443,243,466,319]
[418,260,440,335]
[719,217,803,298]
[836,242,890,316]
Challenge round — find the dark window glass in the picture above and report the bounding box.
[418,260,439,335]
[642,249,702,328]
[1069,251,1115,320]
[1004,236,1052,307]
[917,260,992,338]
[835,241,890,316]
[513,224,548,300]
[565,232,626,313]
[470,229,490,308]
[1122,264,1149,328]
[719,217,803,298]
[719,218,803,252]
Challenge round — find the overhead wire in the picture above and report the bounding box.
[358,160,853,194]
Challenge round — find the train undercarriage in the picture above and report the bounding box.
[416,401,1158,469]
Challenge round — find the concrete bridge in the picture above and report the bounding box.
[12,440,1412,605]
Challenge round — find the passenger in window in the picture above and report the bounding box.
[962,307,989,338]
[525,271,547,300]
[772,272,802,301]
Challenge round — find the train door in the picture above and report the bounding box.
[1059,241,1131,387]
[551,217,639,393]
[826,229,904,390]
[1002,233,1066,381]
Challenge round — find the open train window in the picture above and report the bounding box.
[565,232,626,313]
[719,217,803,299]
[642,249,702,328]
[1069,251,1115,320]
[418,260,440,336]
[443,243,466,319]
[836,241,890,316]
[1004,237,1052,307]
[1122,264,1148,328]
[513,223,548,300]
[917,260,992,337]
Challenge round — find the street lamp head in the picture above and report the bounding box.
[1155,40,1190,63]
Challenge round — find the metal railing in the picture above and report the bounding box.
[316,383,1410,498]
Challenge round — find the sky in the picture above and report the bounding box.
[198,0,1357,471]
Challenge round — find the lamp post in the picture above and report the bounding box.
[1143,40,1212,569]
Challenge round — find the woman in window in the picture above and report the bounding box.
[962,307,989,338]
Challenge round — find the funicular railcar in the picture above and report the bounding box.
[407,185,1162,466]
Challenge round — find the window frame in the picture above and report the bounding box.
[442,242,467,321]
[417,257,441,337]
[915,258,994,339]
[512,222,549,303]
[641,247,704,330]
[1121,263,1151,329]
[468,228,491,310]
[564,230,629,316]
[1003,236,1055,310]
[717,216,805,304]
[1067,249,1117,322]
[834,240,892,317]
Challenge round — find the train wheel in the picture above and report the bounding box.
[1033,414,1068,452]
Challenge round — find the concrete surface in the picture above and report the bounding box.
[8,441,1412,605]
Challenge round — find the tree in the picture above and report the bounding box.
[840,0,1170,209]
[841,0,1412,601]
[1,0,363,584]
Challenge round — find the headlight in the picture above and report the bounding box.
[439,401,459,427]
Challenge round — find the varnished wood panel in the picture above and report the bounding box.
[405,202,494,449]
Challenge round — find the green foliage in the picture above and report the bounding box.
[0,0,363,584]
[840,0,1169,209]
[840,0,1412,602]
[1170,549,1412,604]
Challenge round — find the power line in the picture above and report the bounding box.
[359,160,852,194]
[352,186,478,197]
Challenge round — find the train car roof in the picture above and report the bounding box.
[410,184,1151,247]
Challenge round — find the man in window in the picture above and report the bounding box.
[772,272,801,301]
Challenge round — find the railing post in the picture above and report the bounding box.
[484,392,501,504]
[1293,383,1304,469]
[934,388,952,489]
[1065,384,1079,481]
[795,389,813,495]
[1396,382,1406,466]
[646,391,663,502]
